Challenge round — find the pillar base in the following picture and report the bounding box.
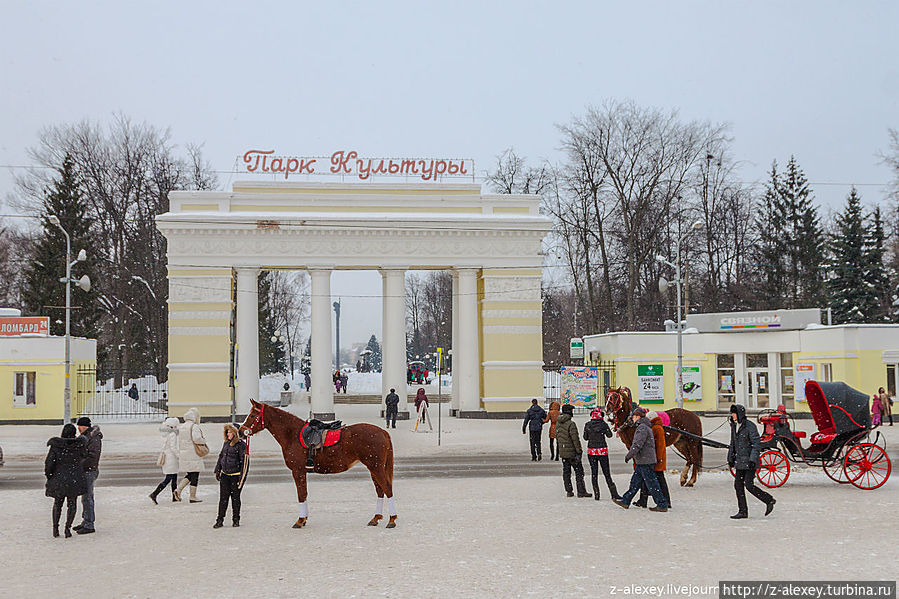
[312,412,336,421]
[379,410,410,420]
[457,410,523,419]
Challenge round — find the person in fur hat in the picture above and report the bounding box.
[45,423,88,538]
[149,417,180,504]
[213,424,246,528]
[176,408,207,503]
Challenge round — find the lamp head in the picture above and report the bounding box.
[691,220,703,231]
[654,255,667,264]
[658,277,670,293]
[48,215,60,226]
[76,249,87,262]
[76,275,91,293]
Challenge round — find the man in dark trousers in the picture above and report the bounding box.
[728,403,776,519]
[384,388,399,429]
[613,408,668,512]
[556,404,592,497]
[74,416,103,534]
[522,399,548,461]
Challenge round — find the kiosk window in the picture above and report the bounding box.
[13,372,36,407]
[716,354,735,407]
[780,353,794,409]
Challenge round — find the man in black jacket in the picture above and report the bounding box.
[522,399,548,461]
[384,388,400,429]
[728,404,775,519]
[74,417,102,534]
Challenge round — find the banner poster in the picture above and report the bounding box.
[560,366,598,407]
[637,364,665,404]
[679,365,702,401]
[794,364,816,402]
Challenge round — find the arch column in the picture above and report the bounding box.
[236,268,260,415]
[451,270,460,415]
[381,268,409,419]
[457,268,482,415]
[309,267,335,420]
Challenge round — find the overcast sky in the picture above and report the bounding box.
[2,1,897,348]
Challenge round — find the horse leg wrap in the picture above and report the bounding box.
[387,497,397,517]
[376,497,384,515]
[298,501,308,518]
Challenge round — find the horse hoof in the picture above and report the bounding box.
[386,516,397,529]
[292,518,307,529]
[367,515,382,527]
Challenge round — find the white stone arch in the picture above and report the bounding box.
[157,182,550,419]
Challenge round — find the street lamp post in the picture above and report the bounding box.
[48,215,89,423]
[656,220,703,409]
[271,330,287,374]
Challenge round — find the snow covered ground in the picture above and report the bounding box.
[2,470,896,598]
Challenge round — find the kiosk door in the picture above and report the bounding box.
[746,368,770,409]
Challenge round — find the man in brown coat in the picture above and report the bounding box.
[544,401,561,460]
[555,404,592,498]
[634,413,671,508]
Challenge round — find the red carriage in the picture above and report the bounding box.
[731,381,891,490]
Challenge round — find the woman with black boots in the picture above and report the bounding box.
[45,423,88,538]
[582,407,620,501]
[213,424,246,528]
[149,417,180,504]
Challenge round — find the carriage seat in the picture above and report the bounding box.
[792,430,806,439]
[809,431,836,445]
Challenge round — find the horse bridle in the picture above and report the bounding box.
[605,390,634,433]
[241,402,265,436]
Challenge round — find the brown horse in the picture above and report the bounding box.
[239,400,397,529]
[604,386,704,487]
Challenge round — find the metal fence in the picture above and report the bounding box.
[543,362,617,413]
[74,368,168,422]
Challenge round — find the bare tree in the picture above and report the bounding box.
[268,270,310,376]
[14,115,217,379]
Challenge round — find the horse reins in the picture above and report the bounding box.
[242,402,265,436]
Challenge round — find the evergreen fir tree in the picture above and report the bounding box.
[365,334,382,372]
[864,206,890,322]
[827,188,878,323]
[21,155,101,341]
[755,161,787,309]
[257,270,286,375]
[780,156,825,308]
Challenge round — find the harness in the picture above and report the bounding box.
[242,403,265,435]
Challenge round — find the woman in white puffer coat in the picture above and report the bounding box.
[149,417,180,504]
[176,408,207,503]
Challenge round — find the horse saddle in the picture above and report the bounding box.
[300,420,344,471]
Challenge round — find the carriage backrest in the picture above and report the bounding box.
[804,381,870,434]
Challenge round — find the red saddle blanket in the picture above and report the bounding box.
[324,429,341,447]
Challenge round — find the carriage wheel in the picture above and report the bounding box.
[843,444,891,490]
[823,452,851,484]
[755,450,790,488]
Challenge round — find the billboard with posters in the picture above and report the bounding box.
[561,366,598,407]
[679,365,702,401]
[0,317,50,336]
[794,364,816,402]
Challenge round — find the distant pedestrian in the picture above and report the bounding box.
[871,394,884,427]
[385,388,399,429]
[582,407,620,500]
[414,388,429,423]
[304,372,311,390]
[176,408,208,503]
[127,383,139,401]
[45,423,87,538]
[556,404,592,498]
[728,404,775,519]
[881,387,893,426]
[149,417,180,504]
[613,408,668,512]
[214,424,246,528]
[74,416,103,534]
[340,371,348,394]
[522,399,548,461]
[545,401,561,460]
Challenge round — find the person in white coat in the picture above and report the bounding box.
[176,408,207,503]
[149,417,180,504]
